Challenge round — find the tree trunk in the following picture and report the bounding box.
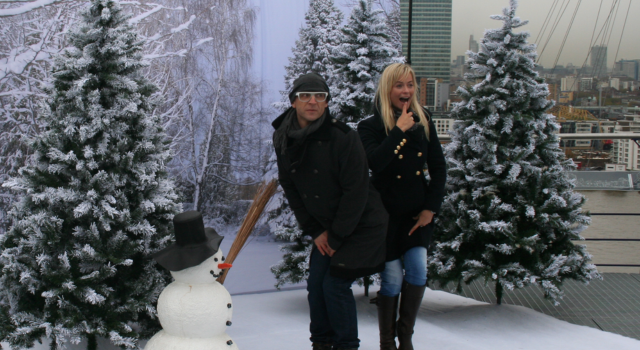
[49,335,57,350]
[193,65,226,211]
[495,282,503,305]
[86,334,97,350]
[364,276,370,297]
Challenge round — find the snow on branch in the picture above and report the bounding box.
[128,2,164,24]
[143,49,187,60]
[127,2,184,25]
[171,14,194,33]
[0,0,65,17]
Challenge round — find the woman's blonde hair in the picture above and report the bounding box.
[375,63,429,140]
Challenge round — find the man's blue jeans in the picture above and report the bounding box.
[307,246,359,348]
[379,246,427,297]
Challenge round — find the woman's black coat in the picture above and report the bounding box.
[272,108,387,279]
[357,108,446,261]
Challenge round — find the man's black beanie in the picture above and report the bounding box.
[288,73,331,103]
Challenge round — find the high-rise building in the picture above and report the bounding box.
[469,35,479,53]
[614,60,639,81]
[561,76,579,92]
[419,78,449,110]
[590,45,608,77]
[401,0,452,82]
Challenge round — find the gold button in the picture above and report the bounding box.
[397,175,401,179]
[394,150,398,154]
[417,152,423,157]
[403,139,407,142]
[399,155,404,159]
[416,171,421,175]
[400,142,405,146]
[397,146,401,150]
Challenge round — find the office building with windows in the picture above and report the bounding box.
[400,0,452,83]
[590,45,608,77]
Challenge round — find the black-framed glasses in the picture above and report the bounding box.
[295,92,328,103]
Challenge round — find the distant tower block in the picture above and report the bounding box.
[469,35,479,53]
[590,45,608,77]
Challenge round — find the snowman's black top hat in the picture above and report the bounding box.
[152,211,224,271]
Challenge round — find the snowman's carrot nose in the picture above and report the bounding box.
[218,263,232,269]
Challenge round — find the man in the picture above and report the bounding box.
[272,73,387,350]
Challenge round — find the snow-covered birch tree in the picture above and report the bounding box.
[0,1,181,348]
[330,0,403,122]
[155,0,271,222]
[427,0,600,305]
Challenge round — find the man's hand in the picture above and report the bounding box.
[314,231,336,257]
[396,102,415,132]
[409,210,434,236]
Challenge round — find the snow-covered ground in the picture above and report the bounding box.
[3,238,639,350]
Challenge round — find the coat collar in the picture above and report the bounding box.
[271,107,333,141]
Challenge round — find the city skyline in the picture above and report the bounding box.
[450,0,639,69]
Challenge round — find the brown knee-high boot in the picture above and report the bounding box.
[376,292,399,350]
[397,281,426,350]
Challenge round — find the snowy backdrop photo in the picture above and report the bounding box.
[0,0,638,349]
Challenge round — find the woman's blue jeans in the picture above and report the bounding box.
[379,246,427,297]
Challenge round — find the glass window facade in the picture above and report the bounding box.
[401,0,452,82]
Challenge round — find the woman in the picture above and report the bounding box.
[358,63,446,350]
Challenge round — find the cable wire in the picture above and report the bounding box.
[534,0,559,46]
[538,0,571,63]
[551,0,581,72]
[569,0,619,91]
[611,0,632,73]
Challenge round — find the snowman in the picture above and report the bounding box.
[145,211,238,350]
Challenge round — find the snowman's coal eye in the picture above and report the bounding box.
[210,270,214,275]
[214,257,218,262]
[222,256,225,261]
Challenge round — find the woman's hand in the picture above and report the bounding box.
[396,102,415,132]
[409,210,434,236]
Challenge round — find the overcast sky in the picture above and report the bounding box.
[449,0,639,68]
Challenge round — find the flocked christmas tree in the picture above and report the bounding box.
[330,0,403,123]
[0,0,181,348]
[427,0,600,305]
[274,0,343,111]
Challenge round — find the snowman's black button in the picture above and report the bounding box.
[227,340,233,345]
[226,321,232,326]
[227,303,232,308]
